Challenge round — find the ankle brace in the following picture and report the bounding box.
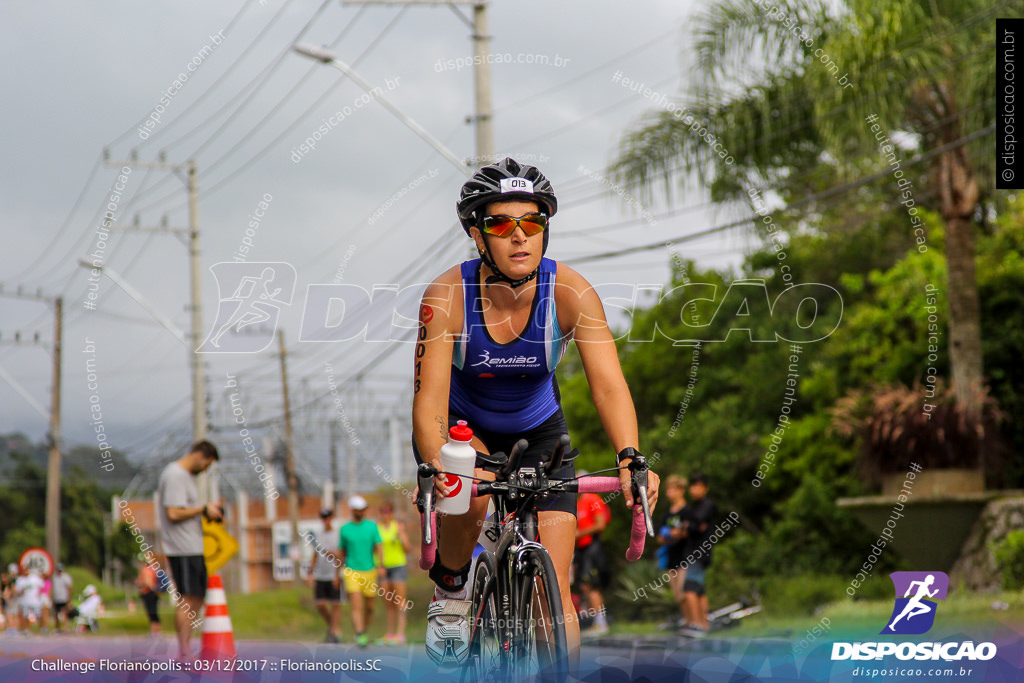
[429,560,472,592]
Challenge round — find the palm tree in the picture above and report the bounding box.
[613,0,1015,419]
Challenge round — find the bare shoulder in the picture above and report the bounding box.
[553,261,604,335]
[424,265,463,296]
[553,261,598,305]
[554,261,591,291]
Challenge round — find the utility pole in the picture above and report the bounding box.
[329,419,339,500]
[46,297,62,563]
[0,287,62,561]
[346,381,358,499]
[278,330,301,585]
[104,154,210,499]
[186,161,205,443]
[339,1,494,166]
[470,2,494,164]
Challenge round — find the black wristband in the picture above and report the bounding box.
[616,447,639,464]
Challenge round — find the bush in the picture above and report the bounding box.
[994,530,1024,590]
[606,560,676,622]
[66,566,128,605]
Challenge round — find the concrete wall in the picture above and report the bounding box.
[950,496,1024,591]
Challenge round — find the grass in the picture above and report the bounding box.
[89,570,438,643]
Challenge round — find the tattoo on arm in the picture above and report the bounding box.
[414,320,427,394]
[436,415,448,440]
[413,313,430,393]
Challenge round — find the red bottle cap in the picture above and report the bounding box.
[449,420,473,442]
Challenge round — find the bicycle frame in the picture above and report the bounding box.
[418,434,653,677]
[476,449,561,664]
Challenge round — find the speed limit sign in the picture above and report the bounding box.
[18,547,54,578]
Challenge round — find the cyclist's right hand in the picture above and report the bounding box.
[431,461,453,499]
[414,461,449,506]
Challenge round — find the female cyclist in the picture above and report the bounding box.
[412,157,660,668]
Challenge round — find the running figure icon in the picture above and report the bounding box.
[208,267,282,347]
[886,574,938,632]
[199,262,297,353]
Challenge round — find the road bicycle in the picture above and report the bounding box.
[418,434,653,680]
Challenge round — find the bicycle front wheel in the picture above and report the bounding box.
[463,550,504,682]
[510,547,568,680]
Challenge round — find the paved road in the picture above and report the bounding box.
[0,630,802,682]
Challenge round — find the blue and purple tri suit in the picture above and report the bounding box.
[413,257,577,515]
[449,257,566,433]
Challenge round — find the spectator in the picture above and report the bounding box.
[51,564,73,633]
[157,440,221,659]
[3,564,21,633]
[337,496,384,648]
[68,584,103,631]
[308,508,343,644]
[376,502,410,646]
[682,473,717,636]
[135,558,162,637]
[574,477,611,635]
[657,475,691,631]
[14,568,45,634]
[0,564,14,631]
[40,573,52,633]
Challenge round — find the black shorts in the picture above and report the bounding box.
[140,591,160,623]
[168,555,208,599]
[413,408,577,516]
[314,580,341,602]
[574,539,610,590]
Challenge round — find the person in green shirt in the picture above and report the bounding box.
[337,495,385,647]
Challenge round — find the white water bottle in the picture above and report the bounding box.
[436,420,475,515]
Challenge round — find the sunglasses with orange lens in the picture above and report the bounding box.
[480,213,548,238]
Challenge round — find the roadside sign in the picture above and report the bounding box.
[202,519,239,575]
[18,547,54,578]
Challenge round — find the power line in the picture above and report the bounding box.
[122,0,350,211]
[493,21,683,115]
[139,0,294,151]
[565,124,995,265]
[132,6,402,215]
[104,0,260,152]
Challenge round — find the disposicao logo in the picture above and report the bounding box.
[831,571,997,662]
[882,571,948,635]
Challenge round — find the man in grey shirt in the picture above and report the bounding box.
[51,564,73,632]
[157,440,221,659]
[307,508,343,643]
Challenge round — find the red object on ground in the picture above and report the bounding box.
[200,574,236,660]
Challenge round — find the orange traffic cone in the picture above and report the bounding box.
[200,574,236,660]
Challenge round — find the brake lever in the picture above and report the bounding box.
[417,462,438,544]
[628,456,656,538]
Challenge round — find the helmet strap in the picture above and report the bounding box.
[478,235,539,289]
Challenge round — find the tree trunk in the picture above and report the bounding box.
[937,144,983,420]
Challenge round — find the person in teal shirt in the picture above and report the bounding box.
[337,496,385,647]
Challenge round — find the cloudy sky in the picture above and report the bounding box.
[1,0,760,478]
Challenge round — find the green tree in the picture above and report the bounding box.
[61,466,110,572]
[614,0,1017,419]
[0,444,139,574]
